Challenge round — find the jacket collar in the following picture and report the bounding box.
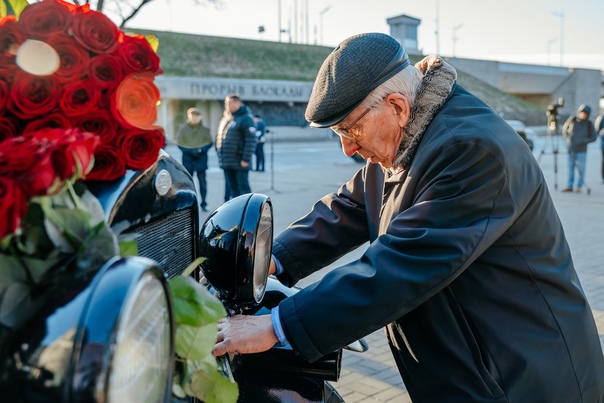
[392,56,457,171]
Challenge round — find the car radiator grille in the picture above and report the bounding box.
[127,208,195,279]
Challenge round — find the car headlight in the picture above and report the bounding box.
[106,271,172,402]
[200,193,273,310]
[69,257,174,402]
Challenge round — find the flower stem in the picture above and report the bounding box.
[67,181,84,210]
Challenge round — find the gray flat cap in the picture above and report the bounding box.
[306,33,409,128]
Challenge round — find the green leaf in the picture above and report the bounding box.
[145,34,159,53]
[0,281,31,325]
[78,186,107,227]
[76,221,119,273]
[169,275,226,327]
[4,0,28,18]
[189,364,239,403]
[0,1,7,19]
[175,322,217,360]
[119,239,139,257]
[182,256,206,277]
[17,202,54,256]
[172,382,187,399]
[43,206,89,252]
[0,253,28,287]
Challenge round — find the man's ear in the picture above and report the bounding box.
[386,94,411,128]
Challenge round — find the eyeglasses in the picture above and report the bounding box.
[331,97,385,142]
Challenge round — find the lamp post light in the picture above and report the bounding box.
[547,38,558,65]
[278,0,282,42]
[551,11,564,66]
[319,5,331,46]
[452,23,464,57]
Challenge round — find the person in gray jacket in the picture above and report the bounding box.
[213,33,604,402]
[215,94,257,201]
[561,104,596,192]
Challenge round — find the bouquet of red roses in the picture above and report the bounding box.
[0,0,166,240]
[0,3,239,402]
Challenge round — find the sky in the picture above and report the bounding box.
[119,0,604,71]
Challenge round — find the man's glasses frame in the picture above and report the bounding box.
[331,97,386,142]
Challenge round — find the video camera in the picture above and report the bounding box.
[546,97,564,129]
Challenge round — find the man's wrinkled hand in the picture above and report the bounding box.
[213,315,278,357]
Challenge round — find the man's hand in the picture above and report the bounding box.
[213,314,278,357]
[240,161,250,168]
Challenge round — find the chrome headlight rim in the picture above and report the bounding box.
[69,257,174,403]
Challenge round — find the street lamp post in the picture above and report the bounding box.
[452,23,464,57]
[551,11,564,66]
[319,6,331,46]
[278,0,282,42]
[547,38,558,65]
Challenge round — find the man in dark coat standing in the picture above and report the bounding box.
[215,94,256,201]
[213,34,604,402]
[176,107,212,211]
[561,104,597,193]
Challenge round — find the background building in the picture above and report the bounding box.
[141,15,603,141]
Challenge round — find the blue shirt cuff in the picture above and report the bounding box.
[271,306,290,347]
[272,254,284,275]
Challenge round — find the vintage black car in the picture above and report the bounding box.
[0,150,361,402]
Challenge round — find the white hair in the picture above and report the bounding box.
[363,64,423,117]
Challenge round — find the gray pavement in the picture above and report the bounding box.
[169,137,604,402]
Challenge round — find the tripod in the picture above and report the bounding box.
[537,119,561,190]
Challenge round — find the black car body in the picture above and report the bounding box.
[0,151,351,402]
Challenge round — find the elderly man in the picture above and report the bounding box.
[213,33,604,402]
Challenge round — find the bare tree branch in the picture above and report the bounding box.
[119,0,152,28]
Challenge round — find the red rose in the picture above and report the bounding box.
[0,17,25,81]
[59,80,102,117]
[0,16,25,52]
[47,33,90,83]
[0,117,17,142]
[110,73,160,130]
[85,144,126,182]
[0,78,8,112]
[89,54,125,89]
[18,0,74,41]
[71,8,120,54]
[0,176,28,240]
[7,71,61,120]
[73,110,118,145]
[23,112,72,134]
[28,128,99,180]
[115,34,162,75]
[119,127,165,171]
[0,135,58,197]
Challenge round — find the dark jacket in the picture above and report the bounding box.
[176,122,212,171]
[273,58,604,402]
[215,104,256,170]
[595,113,604,150]
[563,110,597,153]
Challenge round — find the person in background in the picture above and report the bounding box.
[215,94,256,201]
[253,114,266,172]
[594,112,604,184]
[561,104,597,192]
[176,107,212,212]
[212,33,604,402]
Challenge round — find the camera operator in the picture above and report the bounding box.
[561,104,597,192]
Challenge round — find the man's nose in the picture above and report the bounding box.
[340,136,360,157]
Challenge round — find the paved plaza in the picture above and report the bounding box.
[171,136,604,402]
